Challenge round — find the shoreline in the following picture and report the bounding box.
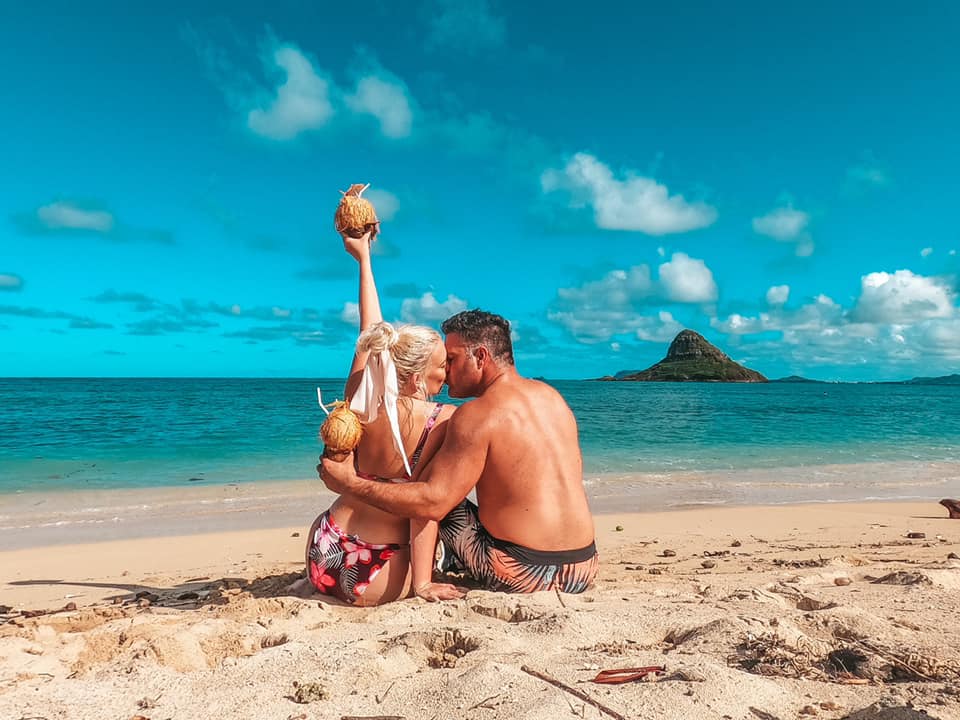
[2,459,958,550]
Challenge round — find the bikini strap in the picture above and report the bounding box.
[408,403,444,473]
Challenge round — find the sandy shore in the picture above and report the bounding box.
[3,501,960,719]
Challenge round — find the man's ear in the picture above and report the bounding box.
[473,346,487,368]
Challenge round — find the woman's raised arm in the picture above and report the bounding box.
[342,227,383,398]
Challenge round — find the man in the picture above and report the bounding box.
[319,309,598,594]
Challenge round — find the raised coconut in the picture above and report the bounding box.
[334,183,379,238]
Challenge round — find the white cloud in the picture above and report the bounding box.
[247,46,334,140]
[557,266,654,307]
[549,257,714,342]
[711,312,768,335]
[0,274,23,290]
[340,301,360,327]
[766,284,790,306]
[921,247,933,258]
[846,162,889,189]
[752,205,808,241]
[426,0,505,54]
[541,153,717,235]
[712,294,843,337]
[345,75,413,138]
[364,188,400,221]
[658,253,718,303]
[610,342,621,352]
[37,202,114,232]
[271,306,291,319]
[400,292,467,324]
[852,270,955,324]
[635,311,684,342]
[547,307,644,343]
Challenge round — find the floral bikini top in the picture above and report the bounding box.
[354,403,444,484]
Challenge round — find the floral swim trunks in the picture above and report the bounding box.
[307,511,406,602]
[438,499,598,594]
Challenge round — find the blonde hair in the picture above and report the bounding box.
[356,321,442,398]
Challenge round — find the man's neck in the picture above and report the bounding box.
[476,365,517,396]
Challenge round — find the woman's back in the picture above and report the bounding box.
[330,398,453,543]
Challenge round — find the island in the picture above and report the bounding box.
[598,329,767,383]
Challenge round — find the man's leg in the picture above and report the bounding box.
[439,500,599,593]
[941,499,960,519]
[437,499,498,588]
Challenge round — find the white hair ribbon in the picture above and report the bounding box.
[348,349,412,477]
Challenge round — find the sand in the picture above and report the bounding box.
[3,501,960,720]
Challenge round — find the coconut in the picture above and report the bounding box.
[334,183,379,238]
[319,402,363,461]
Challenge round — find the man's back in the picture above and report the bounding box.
[462,375,595,551]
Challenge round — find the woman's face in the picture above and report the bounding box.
[423,340,448,396]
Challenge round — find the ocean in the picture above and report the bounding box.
[1,378,958,537]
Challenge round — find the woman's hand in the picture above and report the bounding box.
[341,223,379,262]
[415,581,468,602]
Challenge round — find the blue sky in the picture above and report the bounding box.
[2,1,959,381]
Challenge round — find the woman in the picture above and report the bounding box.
[299,224,464,606]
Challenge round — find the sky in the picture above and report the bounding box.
[1,1,959,381]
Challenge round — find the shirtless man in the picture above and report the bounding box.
[319,310,598,594]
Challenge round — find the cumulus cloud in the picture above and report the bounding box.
[852,270,955,324]
[556,266,654,307]
[709,266,960,374]
[752,205,808,241]
[0,274,23,291]
[37,202,114,232]
[425,0,506,54]
[400,292,467,324]
[635,311,684,342]
[658,253,717,303]
[541,153,717,235]
[752,203,813,257]
[846,158,890,190]
[766,285,790,306]
[921,247,933,258]
[549,254,717,342]
[364,188,400,221]
[345,75,413,138]
[246,45,334,140]
[340,301,360,327]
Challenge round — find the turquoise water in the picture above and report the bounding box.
[1,378,958,494]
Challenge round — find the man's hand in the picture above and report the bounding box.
[415,581,468,602]
[318,452,359,495]
[341,224,379,261]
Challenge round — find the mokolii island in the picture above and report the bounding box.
[597,329,960,384]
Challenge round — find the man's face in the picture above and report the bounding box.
[443,332,480,398]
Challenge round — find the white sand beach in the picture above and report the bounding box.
[3,500,960,719]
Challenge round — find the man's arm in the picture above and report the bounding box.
[318,407,487,521]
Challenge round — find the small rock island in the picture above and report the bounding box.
[599,329,767,383]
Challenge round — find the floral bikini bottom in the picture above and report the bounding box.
[307,511,406,603]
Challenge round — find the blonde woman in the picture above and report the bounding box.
[299,226,464,606]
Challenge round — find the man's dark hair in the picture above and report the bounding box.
[442,309,514,365]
